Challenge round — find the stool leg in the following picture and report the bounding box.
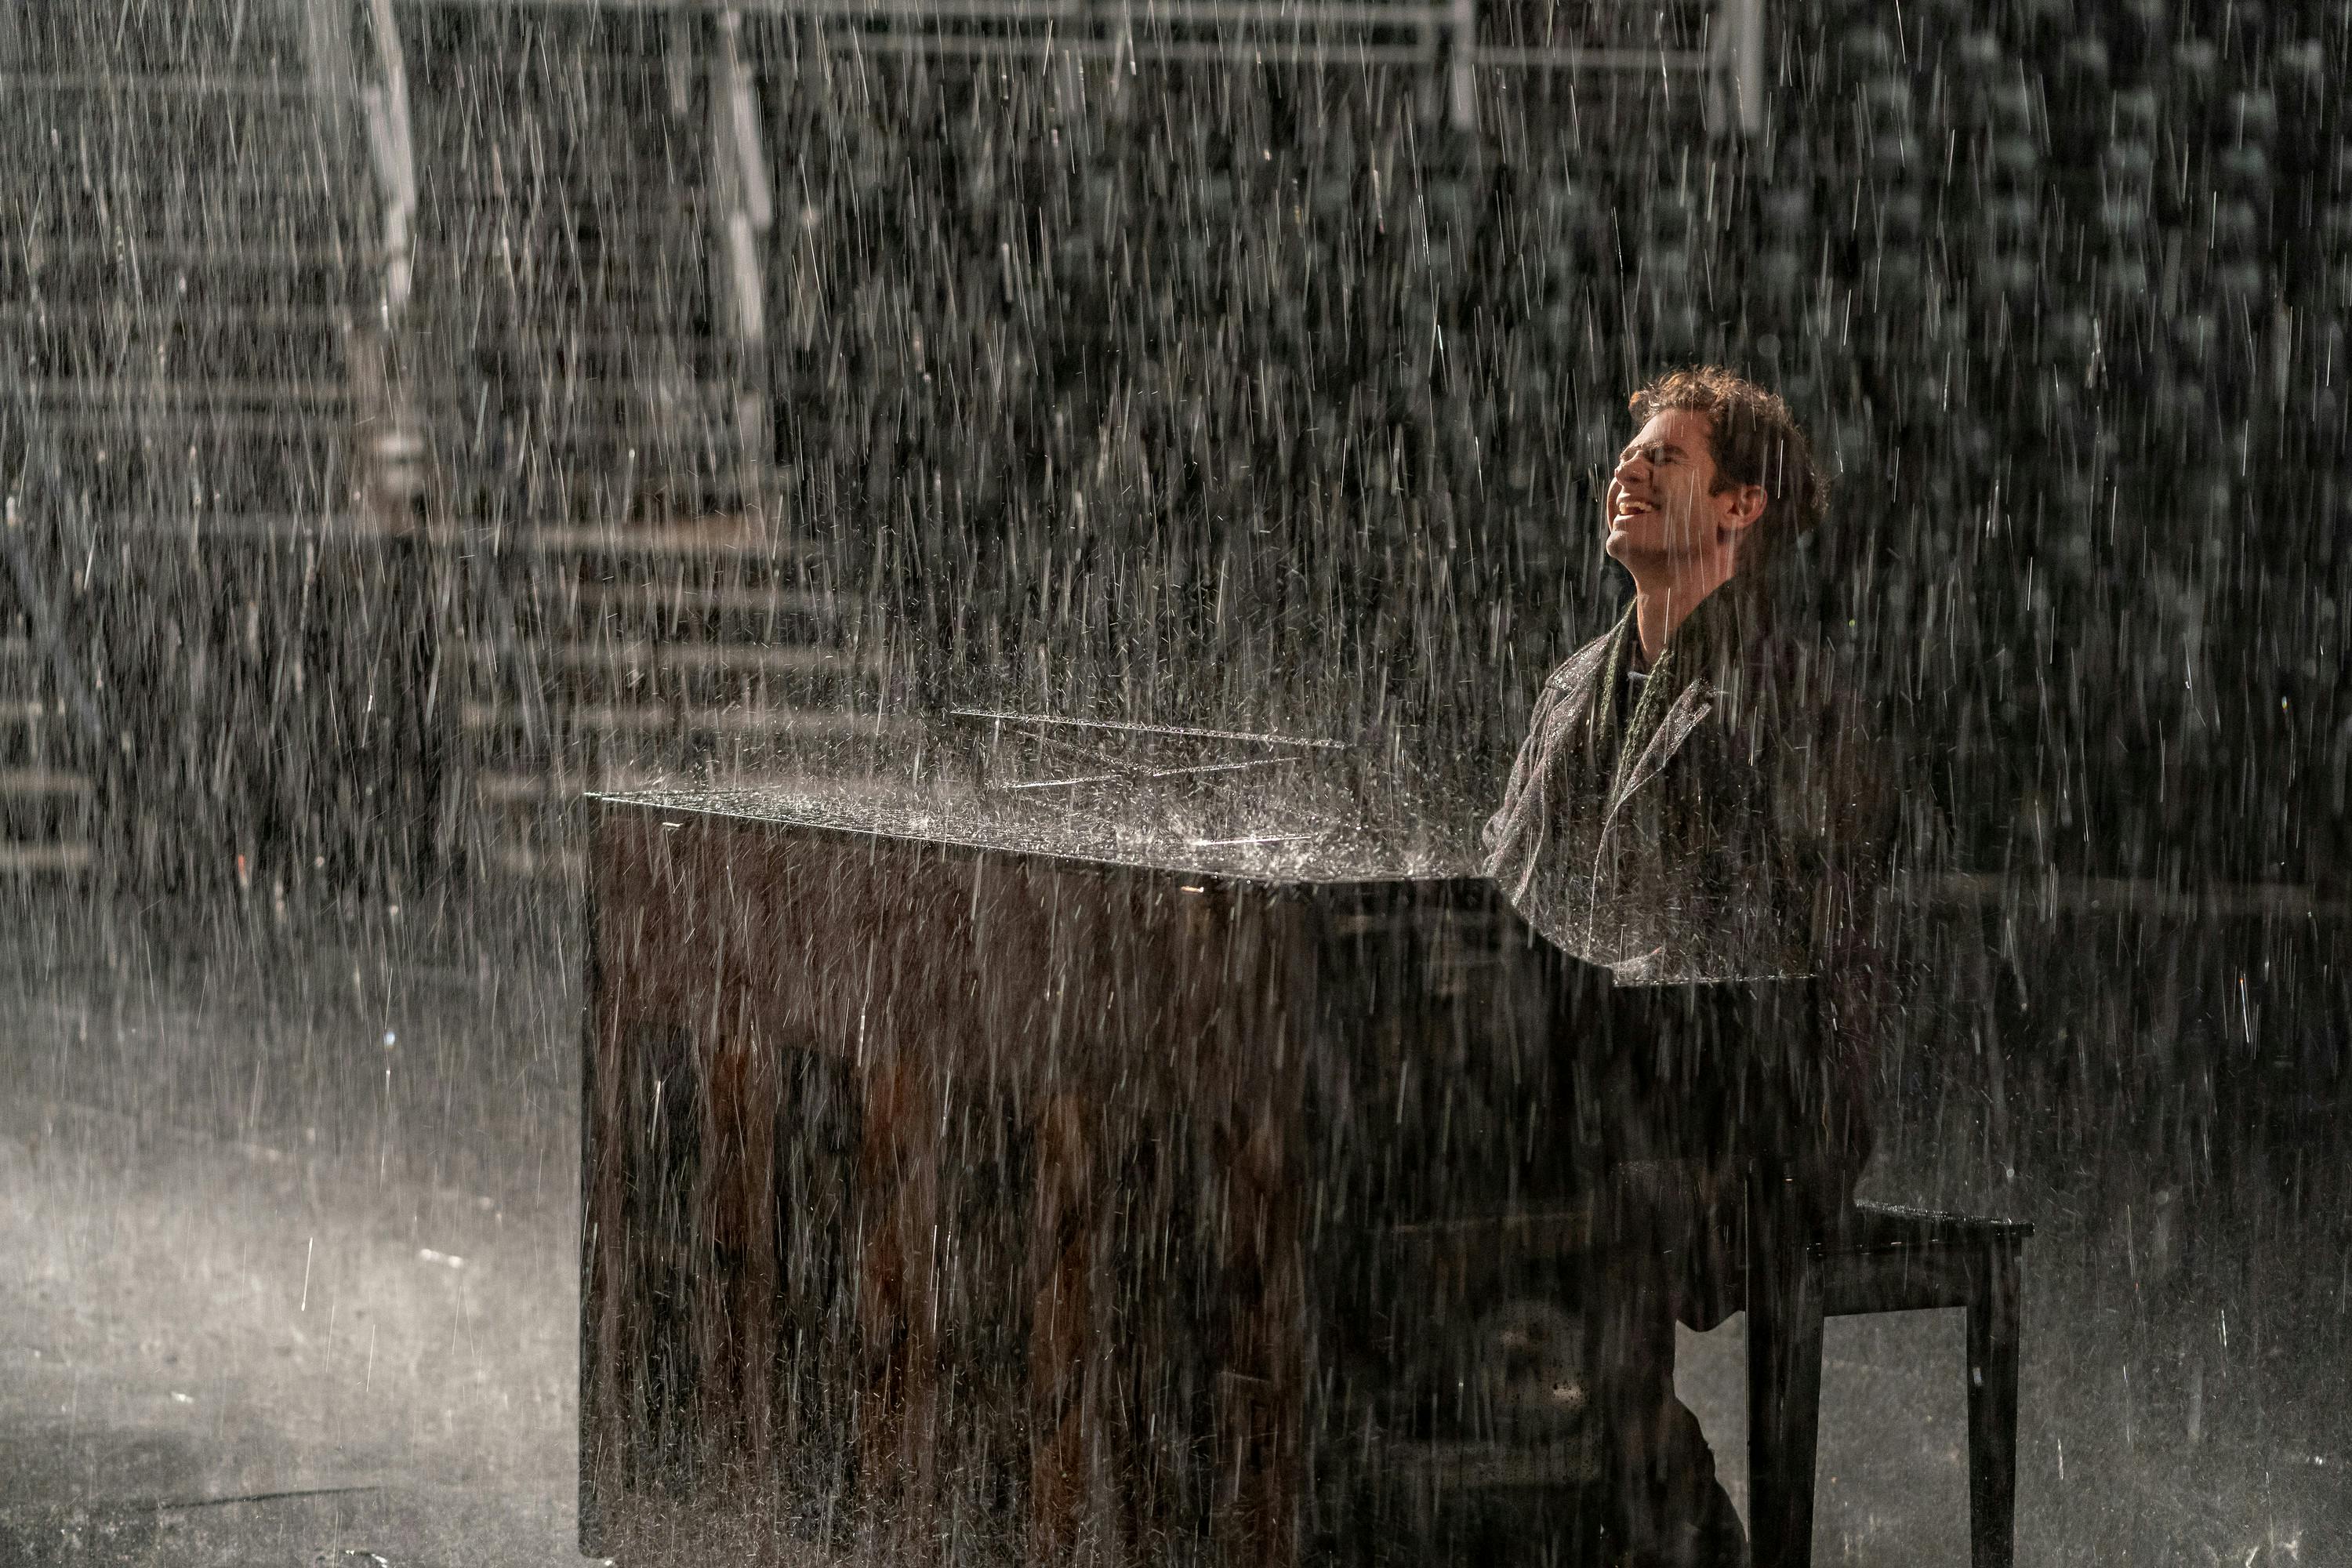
[1965,1248,2024,1568]
[1745,1189,1824,1568]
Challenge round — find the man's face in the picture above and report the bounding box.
[1603,408,1751,568]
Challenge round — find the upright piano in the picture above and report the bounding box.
[579,720,1661,1566]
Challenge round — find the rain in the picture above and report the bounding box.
[2,0,2345,1564]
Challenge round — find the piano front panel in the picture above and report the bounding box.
[583,803,1322,1564]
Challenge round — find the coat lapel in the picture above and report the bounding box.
[1606,677,1717,817]
[1602,583,1755,822]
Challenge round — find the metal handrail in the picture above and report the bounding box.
[1710,0,1762,135]
[382,0,1764,136]
[775,0,1430,23]
[1471,45,1713,71]
[720,15,772,236]
[713,9,774,512]
[365,0,419,317]
[790,31,1439,64]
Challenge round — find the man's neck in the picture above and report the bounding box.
[1627,556,1739,664]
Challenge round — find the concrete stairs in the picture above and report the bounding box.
[2,9,387,891]
[400,5,891,879]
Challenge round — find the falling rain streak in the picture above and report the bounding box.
[0,2,2345,1566]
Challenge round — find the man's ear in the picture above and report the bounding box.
[1720,483,1767,533]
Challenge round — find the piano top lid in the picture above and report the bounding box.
[946,708,1351,795]
[944,709,1351,752]
[587,774,1484,886]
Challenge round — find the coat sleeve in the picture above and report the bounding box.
[1479,672,1573,894]
[1484,629,1621,882]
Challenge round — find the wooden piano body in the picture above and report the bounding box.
[579,782,1639,1566]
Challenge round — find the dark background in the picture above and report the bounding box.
[8,0,2348,894]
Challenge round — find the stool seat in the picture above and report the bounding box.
[1831,1200,2034,1250]
[1748,1192,2032,1568]
[1818,1200,2034,1316]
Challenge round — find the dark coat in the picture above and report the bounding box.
[1481,579,1906,1184]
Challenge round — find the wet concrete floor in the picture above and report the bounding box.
[0,891,2339,1565]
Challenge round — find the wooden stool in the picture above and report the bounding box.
[1745,1193,2032,1568]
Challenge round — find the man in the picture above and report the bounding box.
[1481,367,1904,1564]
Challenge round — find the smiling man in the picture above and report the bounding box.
[1481,367,1905,1565]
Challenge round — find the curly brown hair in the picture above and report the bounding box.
[1628,366,1828,568]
